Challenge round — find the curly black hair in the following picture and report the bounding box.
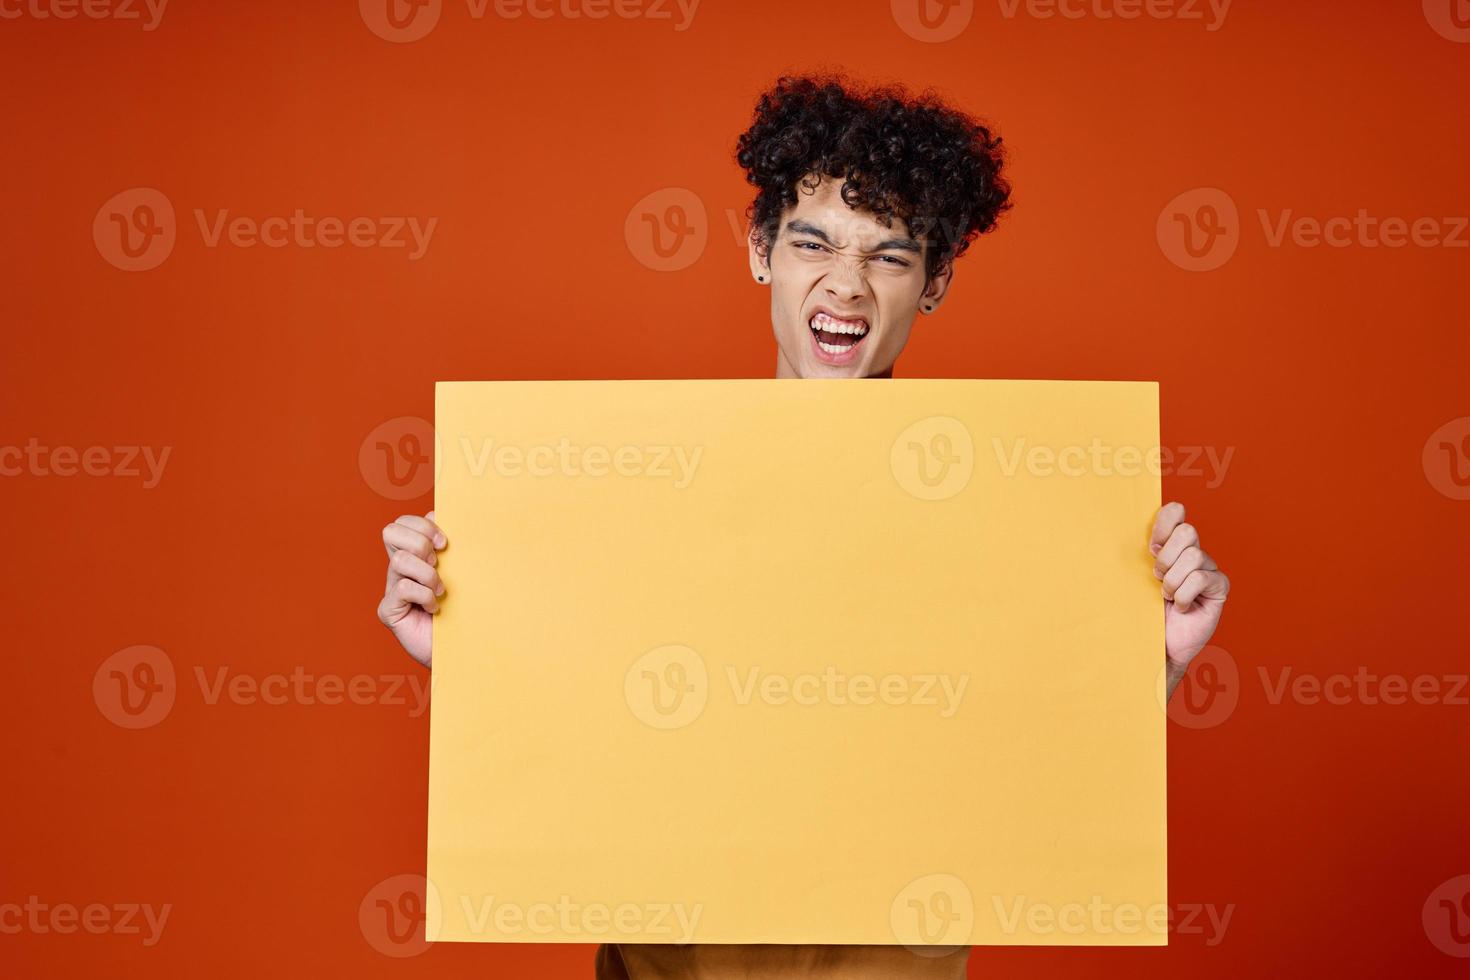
[735,74,1011,281]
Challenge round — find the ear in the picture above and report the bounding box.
[748,229,771,283]
[918,264,954,314]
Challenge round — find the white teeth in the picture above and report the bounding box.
[817,340,850,354]
[810,312,869,337]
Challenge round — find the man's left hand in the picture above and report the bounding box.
[1150,501,1231,697]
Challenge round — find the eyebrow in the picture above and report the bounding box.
[784,218,922,254]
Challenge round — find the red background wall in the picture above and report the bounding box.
[3,0,1469,975]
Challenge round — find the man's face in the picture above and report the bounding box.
[750,175,951,379]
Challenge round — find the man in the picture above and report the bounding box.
[376,74,1230,979]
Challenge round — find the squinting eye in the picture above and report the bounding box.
[794,241,824,251]
[875,255,909,267]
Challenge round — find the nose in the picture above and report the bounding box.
[823,256,867,303]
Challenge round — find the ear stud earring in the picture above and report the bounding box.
[757,275,765,282]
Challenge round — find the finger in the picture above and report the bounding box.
[1162,546,1213,600]
[400,512,446,549]
[391,576,439,615]
[376,593,404,628]
[393,513,446,549]
[389,548,445,596]
[382,523,437,563]
[1173,569,1230,611]
[377,583,432,628]
[1149,501,1186,556]
[1154,521,1200,578]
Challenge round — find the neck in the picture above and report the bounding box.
[774,350,894,379]
[775,348,798,378]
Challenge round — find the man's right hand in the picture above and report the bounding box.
[377,511,446,668]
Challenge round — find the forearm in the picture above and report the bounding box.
[1164,660,1189,702]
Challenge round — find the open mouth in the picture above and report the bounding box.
[807,310,870,365]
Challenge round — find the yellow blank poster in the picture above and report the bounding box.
[428,379,1166,947]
